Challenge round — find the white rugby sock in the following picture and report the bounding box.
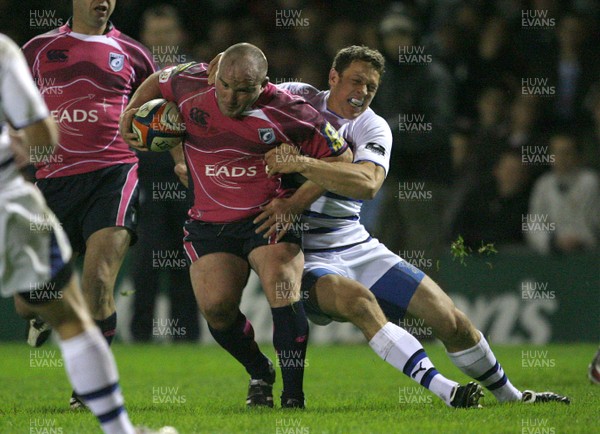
[369,322,458,406]
[447,330,522,402]
[58,327,135,434]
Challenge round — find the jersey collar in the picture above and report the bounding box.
[323,90,352,126]
[62,17,115,35]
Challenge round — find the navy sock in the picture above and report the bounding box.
[209,312,271,379]
[95,312,117,346]
[272,302,309,402]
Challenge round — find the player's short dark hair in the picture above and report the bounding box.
[332,46,385,79]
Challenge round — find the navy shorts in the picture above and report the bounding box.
[183,216,302,263]
[36,163,139,254]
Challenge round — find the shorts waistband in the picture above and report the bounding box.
[303,236,372,253]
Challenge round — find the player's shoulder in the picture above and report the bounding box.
[277,81,319,98]
[108,27,153,58]
[353,107,392,137]
[270,84,318,114]
[158,62,207,83]
[22,27,65,52]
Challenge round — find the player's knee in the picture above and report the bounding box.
[452,308,478,344]
[265,275,302,305]
[435,305,474,345]
[336,282,378,322]
[202,302,238,329]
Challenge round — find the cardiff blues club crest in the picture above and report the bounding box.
[258,128,275,144]
[109,52,124,72]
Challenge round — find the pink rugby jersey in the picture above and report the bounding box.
[158,62,348,223]
[22,21,155,178]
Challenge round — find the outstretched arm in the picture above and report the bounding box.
[266,143,384,200]
[256,146,352,240]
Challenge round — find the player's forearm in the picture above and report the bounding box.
[299,158,381,200]
[169,144,185,165]
[287,179,326,213]
[126,71,163,110]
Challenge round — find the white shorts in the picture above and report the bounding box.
[0,176,72,299]
[302,238,425,325]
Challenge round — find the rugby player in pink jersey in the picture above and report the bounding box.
[19,0,155,409]
[120,43,351,408]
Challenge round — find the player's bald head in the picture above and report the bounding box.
[219,43,268,84]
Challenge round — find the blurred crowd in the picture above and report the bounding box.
[3,0,599,339]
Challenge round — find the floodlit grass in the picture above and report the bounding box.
[0,343,597,433]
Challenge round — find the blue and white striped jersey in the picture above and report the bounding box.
[278,82,393,250]
[0,33,49,183]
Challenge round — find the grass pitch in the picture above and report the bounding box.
[0,343,597,433]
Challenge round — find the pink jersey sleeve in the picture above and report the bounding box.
[260,85,347,159]
[158,62,206,102]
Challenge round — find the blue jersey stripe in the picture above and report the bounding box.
[303,210,359,220]
[306,226,343,234]
[323,191,362,203]
[303,236,372,253]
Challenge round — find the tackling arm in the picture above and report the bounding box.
[255,147,352,239]
[266,144,384,200]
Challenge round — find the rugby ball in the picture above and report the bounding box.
[131,98,185,152]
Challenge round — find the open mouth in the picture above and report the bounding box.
[95,4,109,13]
[348,98,364,108]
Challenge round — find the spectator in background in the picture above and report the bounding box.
[506,95,543,150]
[442,119,480,242]
[473,85,510,173]
[580,83,600,172]
[130,4,200,343]
[452,150,531,248]
[324,19,362,59]
[541,13,598,129]
[193,17,237,61]
[526,133,600,254]
[506,94,548,181]
[471,16,523,96]
[371,6,455,256]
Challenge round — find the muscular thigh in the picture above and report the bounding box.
[406,275,456,328]
[189,252,249,311]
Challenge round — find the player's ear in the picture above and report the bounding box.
[261,76,269,88]
[328,68,339,87]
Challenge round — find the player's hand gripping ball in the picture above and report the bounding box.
[131,98,185,152]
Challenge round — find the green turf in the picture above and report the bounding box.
[0,343,597,433]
